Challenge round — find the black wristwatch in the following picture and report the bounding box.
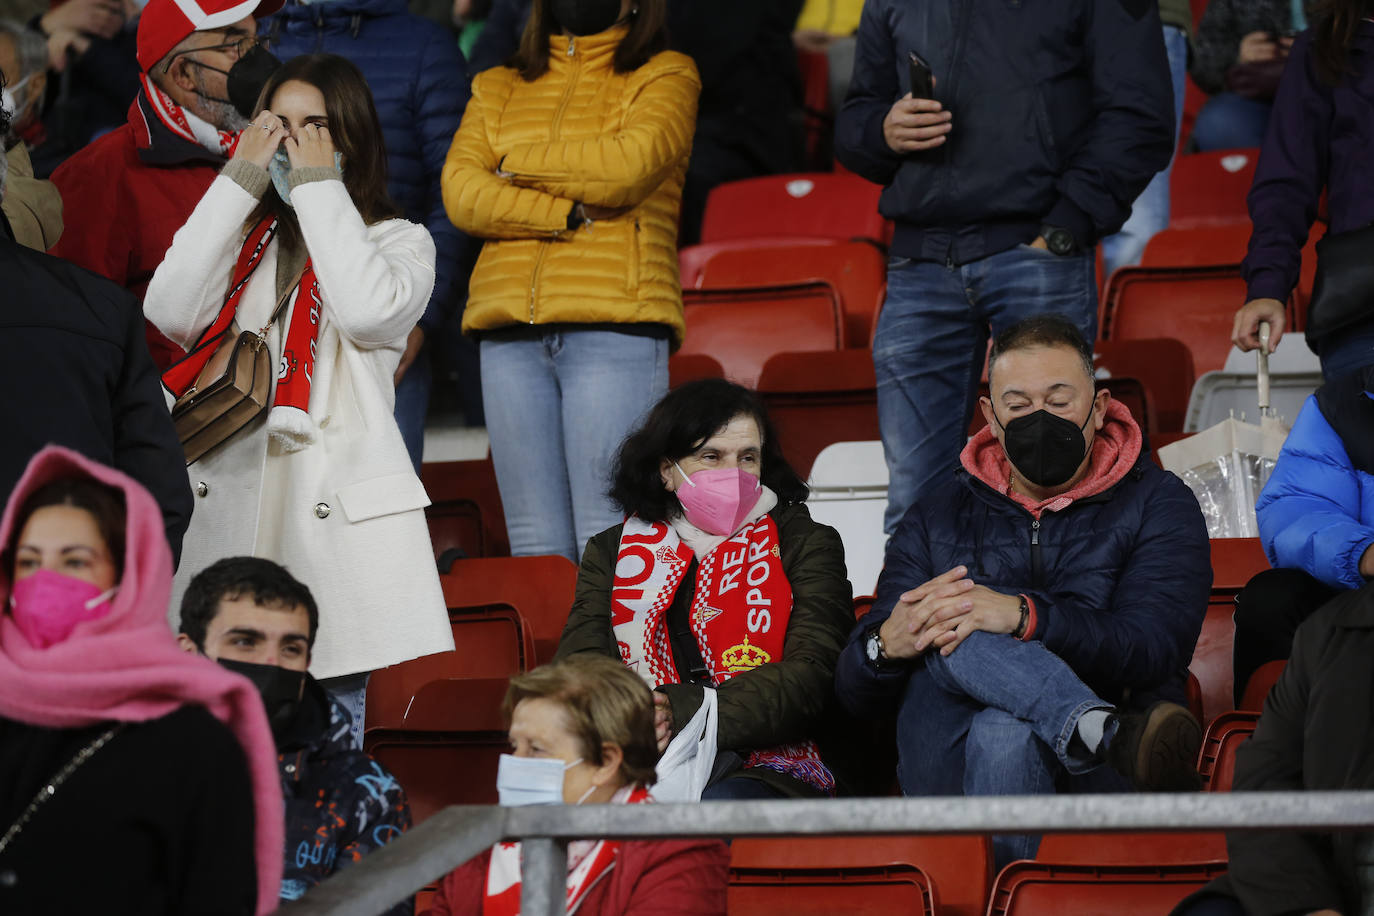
[1039,224,1078,256]
[864,625,894,670]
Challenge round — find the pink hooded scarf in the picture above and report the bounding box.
[0,446,283,914]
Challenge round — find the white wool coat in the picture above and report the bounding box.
[145,173,454,679]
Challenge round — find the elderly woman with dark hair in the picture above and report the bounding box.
[556,378,859,800]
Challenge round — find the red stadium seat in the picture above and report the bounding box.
[729,835,992,916]
[797,48,832,169]
[1239,660,1286,712]
[1199,711,1260,792]
[668,352,726,387]
[439,555,579,668]
[1210,537,1270,592]
[679,283,844,388]
[421,457,509,559]
[700,173,889,247]
[695,240,888,347]
[1100,265,1294,378]
[988,832,1228,916]
[756,349,880,479]
[1187,538,1269,725]
[1169,150,1259,229]
[1140,225,1251,269]
[1093,337,1195,434]
[679,238,836,289]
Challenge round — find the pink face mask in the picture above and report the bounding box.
[673,463,762,536]
[8,569,120,650]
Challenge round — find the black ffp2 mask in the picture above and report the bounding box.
[218,657,307,743]
[188,45,283,120]
[551,0,623,36]
[995,407,1094,489]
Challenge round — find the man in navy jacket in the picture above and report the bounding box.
[835,316,1209,869]
[836,0,1175,531]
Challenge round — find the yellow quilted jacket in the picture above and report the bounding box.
[443,27,700,346]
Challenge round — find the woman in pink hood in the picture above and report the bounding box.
[0,446,283,915]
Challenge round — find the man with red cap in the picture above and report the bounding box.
[48,0,282,369]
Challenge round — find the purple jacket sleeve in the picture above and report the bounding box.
[1242,33,1331,305]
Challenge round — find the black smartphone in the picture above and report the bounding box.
[908,50,934,99]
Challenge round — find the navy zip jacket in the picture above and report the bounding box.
[1244,22,1374,305]
[835,0,1175,265]
[836,453,1211,713]
[265,0,471,332]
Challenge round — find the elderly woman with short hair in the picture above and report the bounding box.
[430,654,730,916]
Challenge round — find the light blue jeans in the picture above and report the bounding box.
[1192,92,1273,152]
[393,345,431,473]
[873,245,1097,531]
[895,631,1124,869]
[480,329,669,562]
[1101,24,1189,276]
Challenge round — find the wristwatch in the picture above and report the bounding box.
[864,625,892,669]
[1039,224,1078,256]
[1010,595,1030,640]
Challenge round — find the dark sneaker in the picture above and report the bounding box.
[1105,701,1203,791]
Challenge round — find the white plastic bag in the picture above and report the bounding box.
[650,687,718,802]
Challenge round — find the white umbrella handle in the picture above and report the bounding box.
[1258,321,1272,413]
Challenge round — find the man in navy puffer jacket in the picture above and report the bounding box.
[836,316,1210,870]
[264,0,471,468]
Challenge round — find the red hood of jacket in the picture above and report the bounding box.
[960,398,1143,518]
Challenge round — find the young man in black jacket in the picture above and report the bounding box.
[178,557,414,915]
[835,0,1175,531]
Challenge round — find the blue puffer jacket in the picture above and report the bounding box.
[265,0,470,332]
[836,440,1211,712]
[1257,371,1374,591]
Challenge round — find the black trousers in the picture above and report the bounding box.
[1232,567,1341,703]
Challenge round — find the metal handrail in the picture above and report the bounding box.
[274,791,1374,915]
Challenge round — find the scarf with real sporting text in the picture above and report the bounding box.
[162,217,323,451]
[611,515,835,795]
[137,72,238,159]
[484,784,651,915]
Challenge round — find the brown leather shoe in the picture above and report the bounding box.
[1105,701,1203,791]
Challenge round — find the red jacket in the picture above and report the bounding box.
[49,91,223,369]
[429,838,731,916]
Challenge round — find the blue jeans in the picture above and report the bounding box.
[874,246,1097,531]
[895,632,1119,868]
[1102,24,1188,276]
[1191,92,1273,152]
[480,329,669,562]
[394,345,431,473]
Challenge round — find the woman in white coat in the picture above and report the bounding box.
[144,53,453,744]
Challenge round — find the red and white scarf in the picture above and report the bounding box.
[138,72,238,158]
[484,784,651,916]
[612,516,835,795]
[162,217,324,451]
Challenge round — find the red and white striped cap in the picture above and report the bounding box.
[137,0,285,73]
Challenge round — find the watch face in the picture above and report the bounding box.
[1048,229,1075,255]
[866,632,880,662]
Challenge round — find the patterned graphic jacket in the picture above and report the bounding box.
[277,677,414,915]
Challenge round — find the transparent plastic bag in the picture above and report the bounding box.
[1178,449,1278,538]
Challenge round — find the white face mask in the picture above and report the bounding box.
[496,753,583,806]
[1,73,33,122]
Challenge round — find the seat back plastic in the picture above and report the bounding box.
[1101,266,1265,379]
[422,457,509,559]
[696,240,888,347]
[1199,710,1260,791]
[729,835,991,916]
[1093,337,1196,434]
[1169,150,1259,228]
[1141,224,1251,268]
[989,862,1226,916]
[757,349,880,479]
[1239,660,1286,712]
[679,283,843,388]
[700,173,888,246]
[440,555,580,669]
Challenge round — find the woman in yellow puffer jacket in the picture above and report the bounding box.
[443,0,699,563]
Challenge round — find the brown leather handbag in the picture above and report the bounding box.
[165,270,303,466]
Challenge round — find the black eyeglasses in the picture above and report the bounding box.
[163,34,261,72]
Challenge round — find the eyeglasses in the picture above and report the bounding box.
[163,33,261,72]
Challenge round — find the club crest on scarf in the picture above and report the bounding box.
[612,516,834,795]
